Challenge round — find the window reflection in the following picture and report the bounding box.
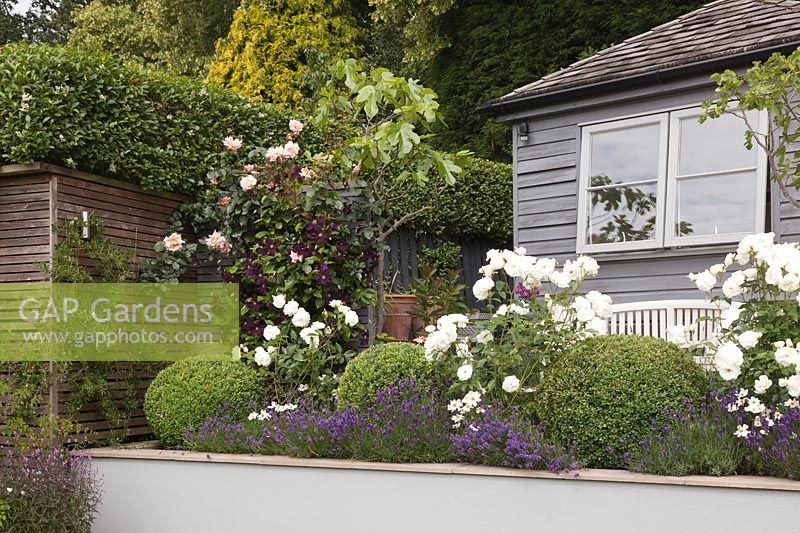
[675,172,755,236]
[678,112,758,175]
[589,181,657,244]
[590,124,661,185]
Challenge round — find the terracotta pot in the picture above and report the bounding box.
[382,294,417,341]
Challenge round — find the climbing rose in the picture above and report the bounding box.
[162,233,184,252]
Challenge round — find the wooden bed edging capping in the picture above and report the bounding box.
[83,446,800,492]
[0,163,188,445]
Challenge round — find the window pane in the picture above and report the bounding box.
[589,123,661,187]
[678,111,757,175]
[674,171,756,237]
[588,183,658,244]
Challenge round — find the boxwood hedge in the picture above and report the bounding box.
[0,43,332,195]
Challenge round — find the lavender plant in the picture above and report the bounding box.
[734,399,800,479]
[342,378,452,463]
[450,406,579,473]
[0,446,102,532]
[186,379,452,463]
[625,392,744,477]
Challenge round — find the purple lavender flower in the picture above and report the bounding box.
[451,406,579,473]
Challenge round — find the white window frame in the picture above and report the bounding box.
[576,114,668,254]
[576,105,768,254]
[664,106,768,247]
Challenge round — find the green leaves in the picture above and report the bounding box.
[0,43,332,195]
[703,47,800,205]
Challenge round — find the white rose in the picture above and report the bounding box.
[765,265,784,286]
[272,294,287,309]
[688,270,716,292]
[457,364,473,381]
[502,375,520,393]
[667,325,692,345]
[576,255,599,277]
[754,375,773,395]
[263,325,281,341]
[775,345,800,367]
[475,329,493,344]
[485,249,505,271]
[254,346,273,367]
[282,300,300,316]
[715,342,743,381]
[549,270,572,288]
[779,375,800,397]
[562,260,582,281]
[586,291,613,319]
[722,271,746,298]
[720,306,742,329]
[344,310,359,327]
[585,317,608,335]
[779,273,800,292]
[737,330,762,349]
[291,308,311,328]
[473,276,495,301]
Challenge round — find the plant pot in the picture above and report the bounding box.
[382,294,417,341]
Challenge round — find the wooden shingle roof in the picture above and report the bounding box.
[482,0,800,112]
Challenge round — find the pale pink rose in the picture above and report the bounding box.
[222,136,243,152]
[243,164,255,173]
[209,178,218,185]
[217,196,231,206]
[204,230,232,254]
[162,232,184,252]
[266,146,284,162]
[288,119,304,134]
[352,164,361,175]
[299,167,316,178]
[289,250,304,263]
[239,175,257,191]
[282,141,300,159]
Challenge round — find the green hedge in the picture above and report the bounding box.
[536,335,706,468]
[144,359,263,448]
[389,155,512,242]
[337,342,445,409]
[0,43,332,195]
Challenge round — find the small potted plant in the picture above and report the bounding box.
[409,265,468,335]
[382,271,417,341]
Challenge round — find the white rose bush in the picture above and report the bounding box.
[423,247,612,417]
[241,295,363,401]
[688,233,800,407]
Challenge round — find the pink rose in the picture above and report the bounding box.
[222,136,243,152]
[209,178,218,185]
[217,196,231,206]
[204,230,232,254]
[299,167,316,178]
[352,164,361,175]
[266,146,284,162]
[162,232,184,252]
[240,175,257,191]
[282,141,300,159]
[243,164,255,173]
[289,250,304,263]
[288,119,304,134]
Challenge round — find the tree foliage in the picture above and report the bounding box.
[422,0,706,161]
[208,0,363,108]
[703,47,800,210]
[69,0,238,76]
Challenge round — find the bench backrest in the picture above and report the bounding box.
[609,299,728,341]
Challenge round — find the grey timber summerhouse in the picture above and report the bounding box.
[481,0,800,302]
